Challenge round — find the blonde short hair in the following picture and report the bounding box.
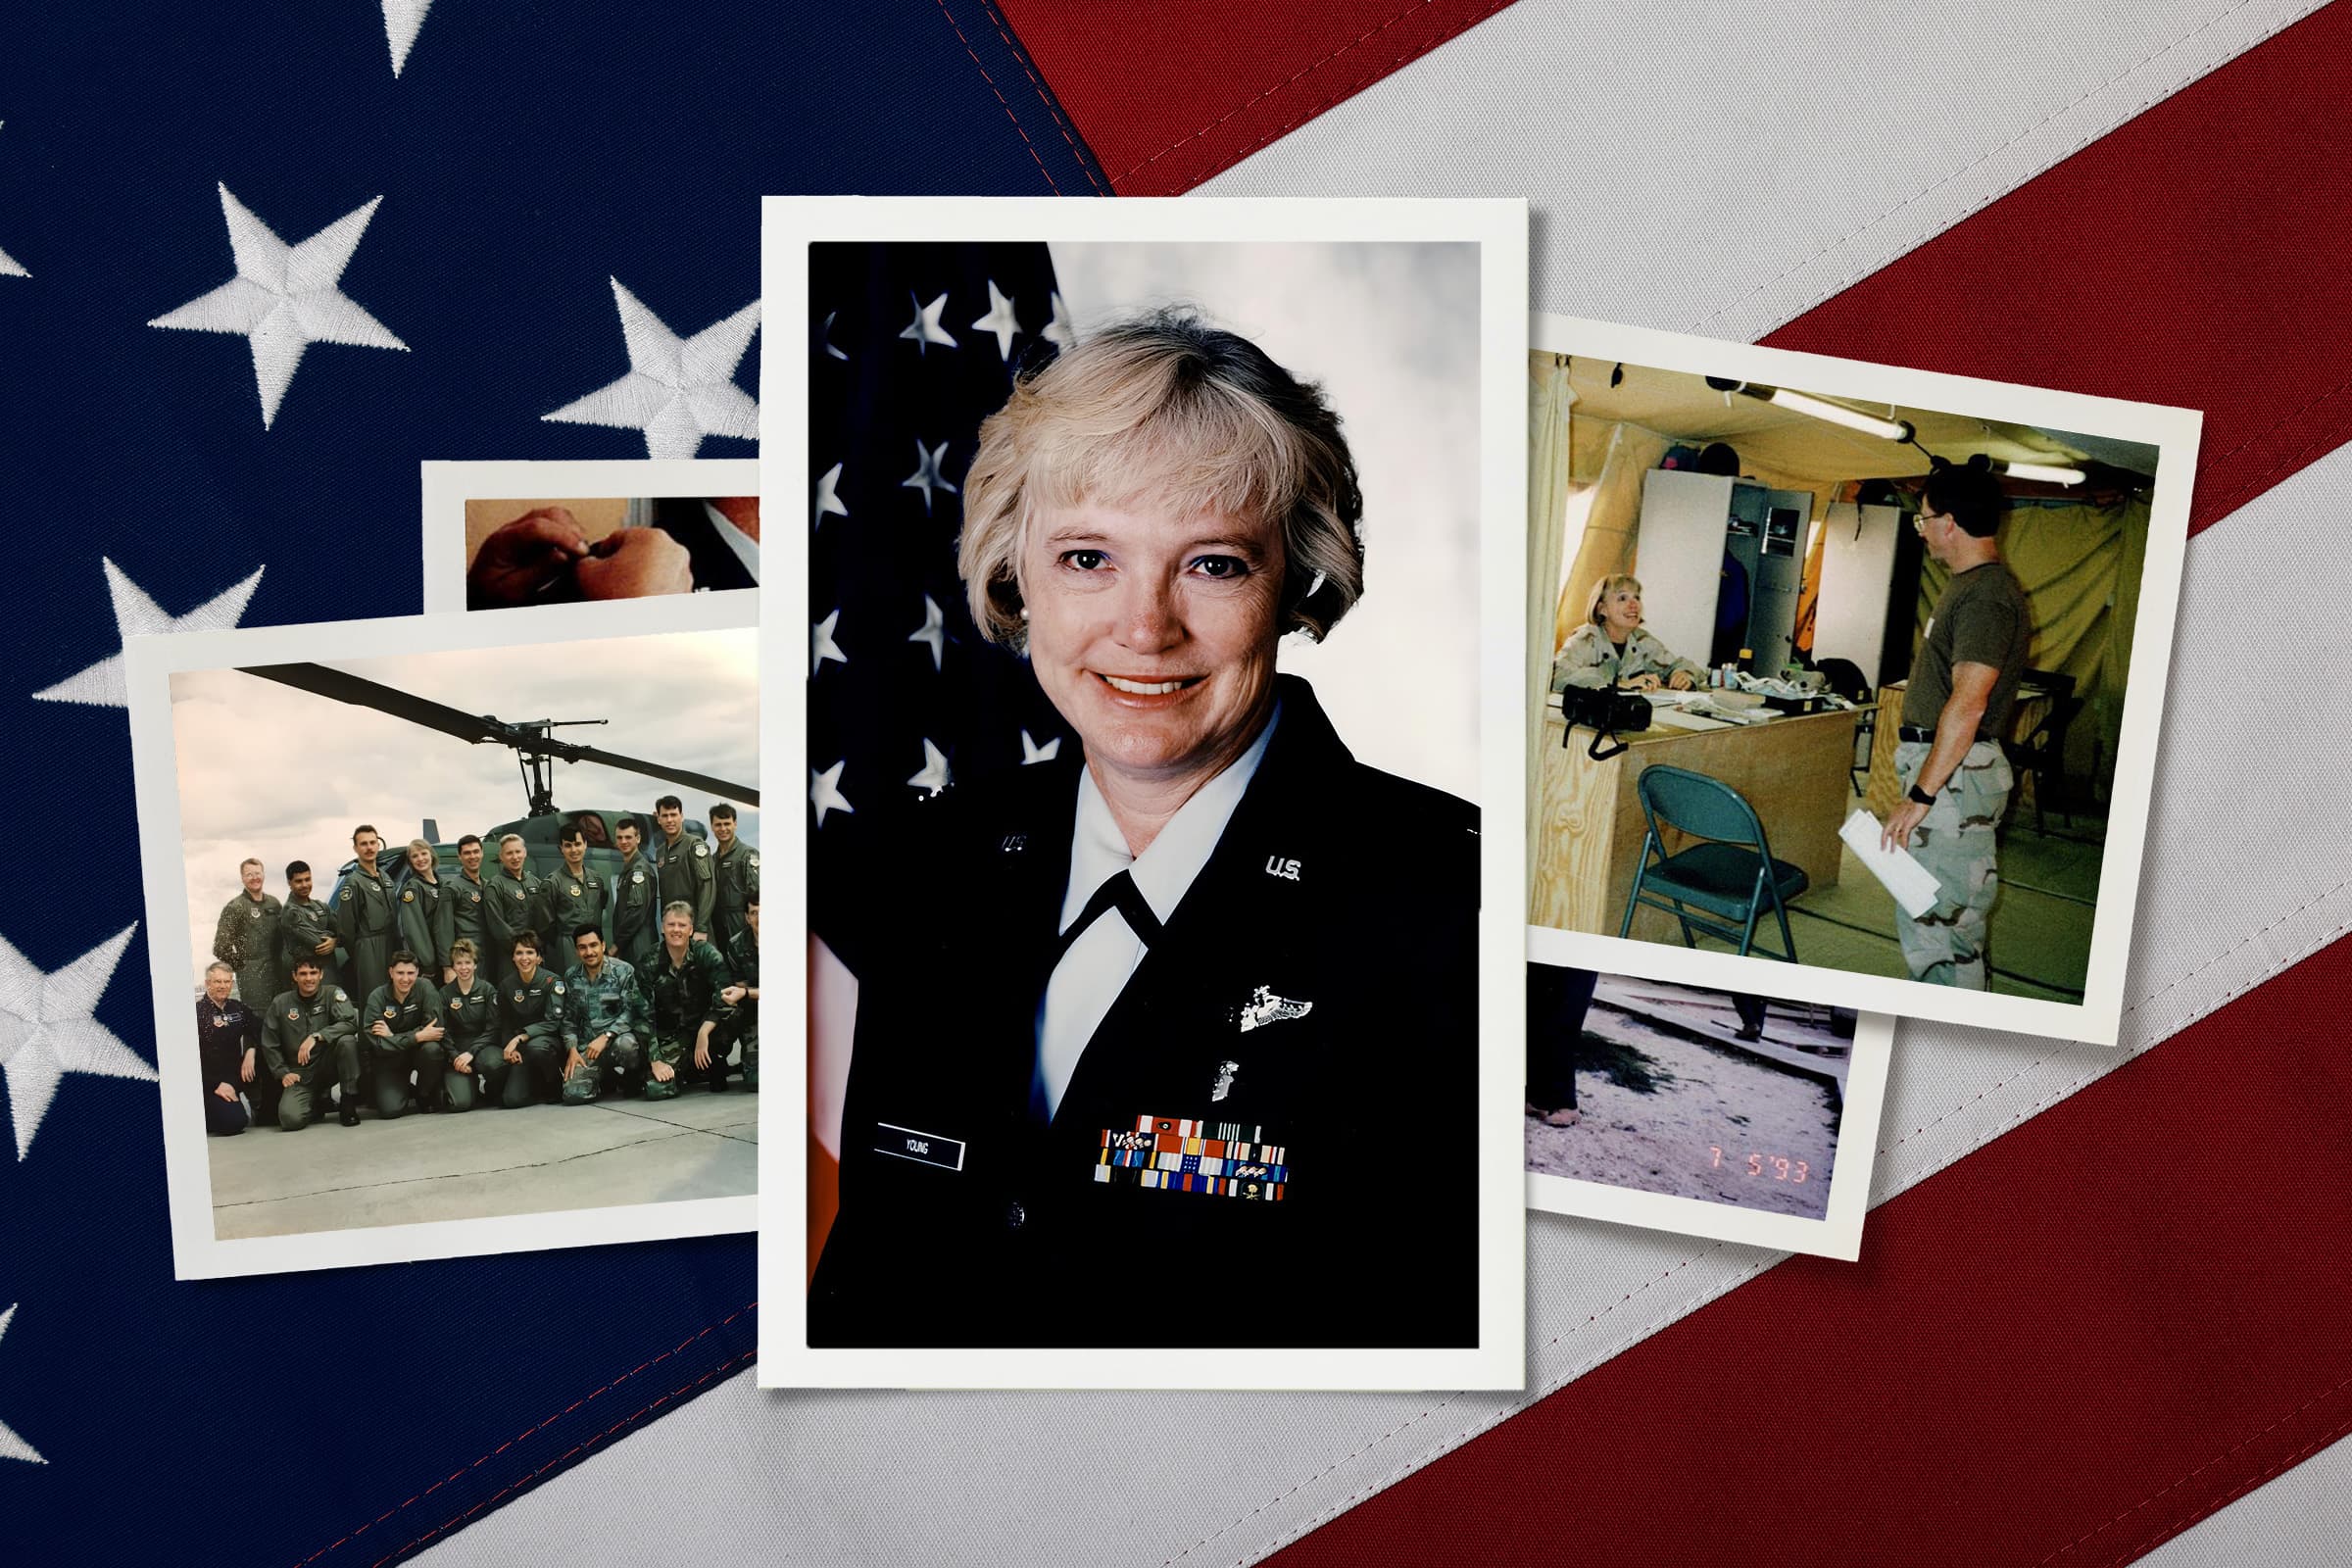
[956,309,1364,651]
[1588,574,1642,627]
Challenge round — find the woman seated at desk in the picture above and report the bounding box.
[1550,574,1706,694]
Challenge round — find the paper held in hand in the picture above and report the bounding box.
[1839,808,1941,917]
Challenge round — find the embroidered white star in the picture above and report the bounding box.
[0,123,24,278]
[821,310,849,361]
[811,610,848,675]
[908,594,947,671]
[149,185,409,428]
[0,1303,42,1464]
[903,438,957,514]
[907,738,952,795]
[810,761,855,827]
[899,290,956,354]
[1043,290,1078,353]
[0,924,154,1163]
[33,557,265,709]
[1020,728,1063,764]
[381,0,433,74]
[813,462,849,528]
[971,279,1022,360]
[544,278,760,460]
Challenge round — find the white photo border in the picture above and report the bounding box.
[760,195,1530,1391]
[420,458,761,612]
[1526,309,2202,1047]
[126,593,760,1281]
[1524,991,1893,1261]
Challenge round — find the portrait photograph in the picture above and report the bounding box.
[125,595,760,1279]
[1525,313,2200,1045]
[421,457,760,612]
[760,195,1529,1390]
[1525,963,1890,1260]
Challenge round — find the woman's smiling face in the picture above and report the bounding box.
[1020,499,1285,792]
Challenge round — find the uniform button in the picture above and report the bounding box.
[1004,1201,1026,1231]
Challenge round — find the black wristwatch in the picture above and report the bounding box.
[1907,783,1938,806]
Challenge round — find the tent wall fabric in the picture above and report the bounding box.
[1528,353,1577,819]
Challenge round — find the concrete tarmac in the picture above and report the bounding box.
[208,1089,757,1240]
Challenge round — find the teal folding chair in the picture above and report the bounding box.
[1618,764,1808,961]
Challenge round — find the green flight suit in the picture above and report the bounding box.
[654,830,715,938]
[710,838,759,952]
[483,864,544,986]
[610,852,661,967]
[436,975,502,1112]
[560,956,647,1103]
[638,939,730,1100]
[448,870,496,982]
[213,891,282,1008]
[278,896,341,999]
[540,860,610,960]
[396,873,456,979]
[720,924,760,1091]
[262,983,360,1131]
[361,978,447,1118]
[495,967,568,1108]
[333,862,400,1001]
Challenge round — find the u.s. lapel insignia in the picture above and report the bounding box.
[1000,833,1027,854]
[1263,855,1301,881]
[1210,1058,1239,1102]
[1238,985,1312,1032]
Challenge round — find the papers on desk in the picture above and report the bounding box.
[1839,808,1942,917]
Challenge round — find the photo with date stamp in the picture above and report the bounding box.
[1525,962,1891,1258]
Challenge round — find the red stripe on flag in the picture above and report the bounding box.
[1764,3,2352,534]
[996,0,1515,196]
[1267,925,2352,1566]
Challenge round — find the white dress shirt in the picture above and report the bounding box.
[1034,703,1281,1118]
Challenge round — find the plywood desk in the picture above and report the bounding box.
[1861,682,2053,821]
[1532,700,1861,945]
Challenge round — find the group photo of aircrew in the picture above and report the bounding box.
[149,619,760,1248]
[199,803,760,1134]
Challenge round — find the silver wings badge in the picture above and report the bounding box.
[1237,985,1312,1033]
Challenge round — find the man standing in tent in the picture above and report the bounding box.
[1880,462,2034,989]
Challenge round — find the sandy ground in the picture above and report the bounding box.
[1526,983,1842,1219]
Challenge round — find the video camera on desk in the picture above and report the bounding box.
[1559,685,1652,760]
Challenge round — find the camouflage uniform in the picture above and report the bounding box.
[638,939,730,1100]
[495,968,568,1107]
[1549,624,1707,692]
[483,863,544,986]
[278,895,340,998]
[333,863,400,1000]
[212,892,282,1007]
[396,873,456,979]
[540,861,610,958]
[449,870,496,982]
[655,830,715,938]
[710,837,759,952]
[610,851,661,967]
[436,976,502,1112]
[1893,739,2013,989]
[262,983,360,1131]
[360,977,447,1118]
[559,956,647,1103]
[720,924,759,1091]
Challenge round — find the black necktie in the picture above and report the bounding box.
[1054,869,1161,961]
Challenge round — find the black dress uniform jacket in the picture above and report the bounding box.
[808,675,1479,1349]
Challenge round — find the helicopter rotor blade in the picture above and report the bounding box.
[241,663,760,807]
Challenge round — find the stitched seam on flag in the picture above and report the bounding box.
[292,1303,755,1566]
[2034,1372,2352,1565]
[931,0,1062,195]
[2101,1417,2352,1568]
[2202,375,2352,469]
[2206,409,2352,515]
[1168,1245,1765,1566]
[974,0,1108,196]
[1105,0,1512,188]
[1685,0,2282,334]
[375,1349,757,1568]
[1877,867,2352,1161]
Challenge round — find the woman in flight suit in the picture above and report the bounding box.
[809,311,1479,1349]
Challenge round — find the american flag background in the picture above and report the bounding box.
[4,0,2351,1564]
